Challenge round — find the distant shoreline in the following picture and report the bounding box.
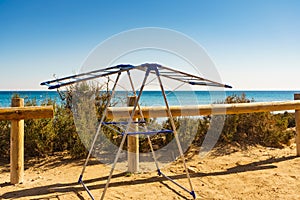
[1,89,300,92]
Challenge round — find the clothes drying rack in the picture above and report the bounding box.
[41,63,231,199]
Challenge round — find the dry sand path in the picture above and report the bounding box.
[1,144,300,200]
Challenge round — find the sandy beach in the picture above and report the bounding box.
[1,142,300,200]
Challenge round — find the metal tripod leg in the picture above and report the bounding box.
[154,67,196,199]
[77,73,121,199]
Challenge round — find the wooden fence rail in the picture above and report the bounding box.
[106,100,300,119]
[0,106,54,120]
[0,98,54,184]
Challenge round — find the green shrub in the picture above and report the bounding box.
[0,120,10,159]
[23,98,86,158]
[217,94,295,148]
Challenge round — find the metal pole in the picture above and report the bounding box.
[154,67,195,195]
[78,73,121,183]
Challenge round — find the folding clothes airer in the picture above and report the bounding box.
[41,63,231,199]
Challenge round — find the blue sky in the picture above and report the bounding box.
[0,0,299,90]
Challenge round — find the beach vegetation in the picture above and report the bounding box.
[197,94,295,148]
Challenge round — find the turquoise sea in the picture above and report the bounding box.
[1,90,300,107]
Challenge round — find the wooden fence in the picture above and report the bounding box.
[107,94,300,166]
[2,94,300,180]
[0,98,53,184]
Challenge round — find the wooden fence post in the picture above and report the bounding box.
[294,94,300,156]
[0,99,53,184]
[10,98,24,184]
[127,96,139,173]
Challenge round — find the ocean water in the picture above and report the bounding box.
[0,91,61,107]
[0,90,300,107]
